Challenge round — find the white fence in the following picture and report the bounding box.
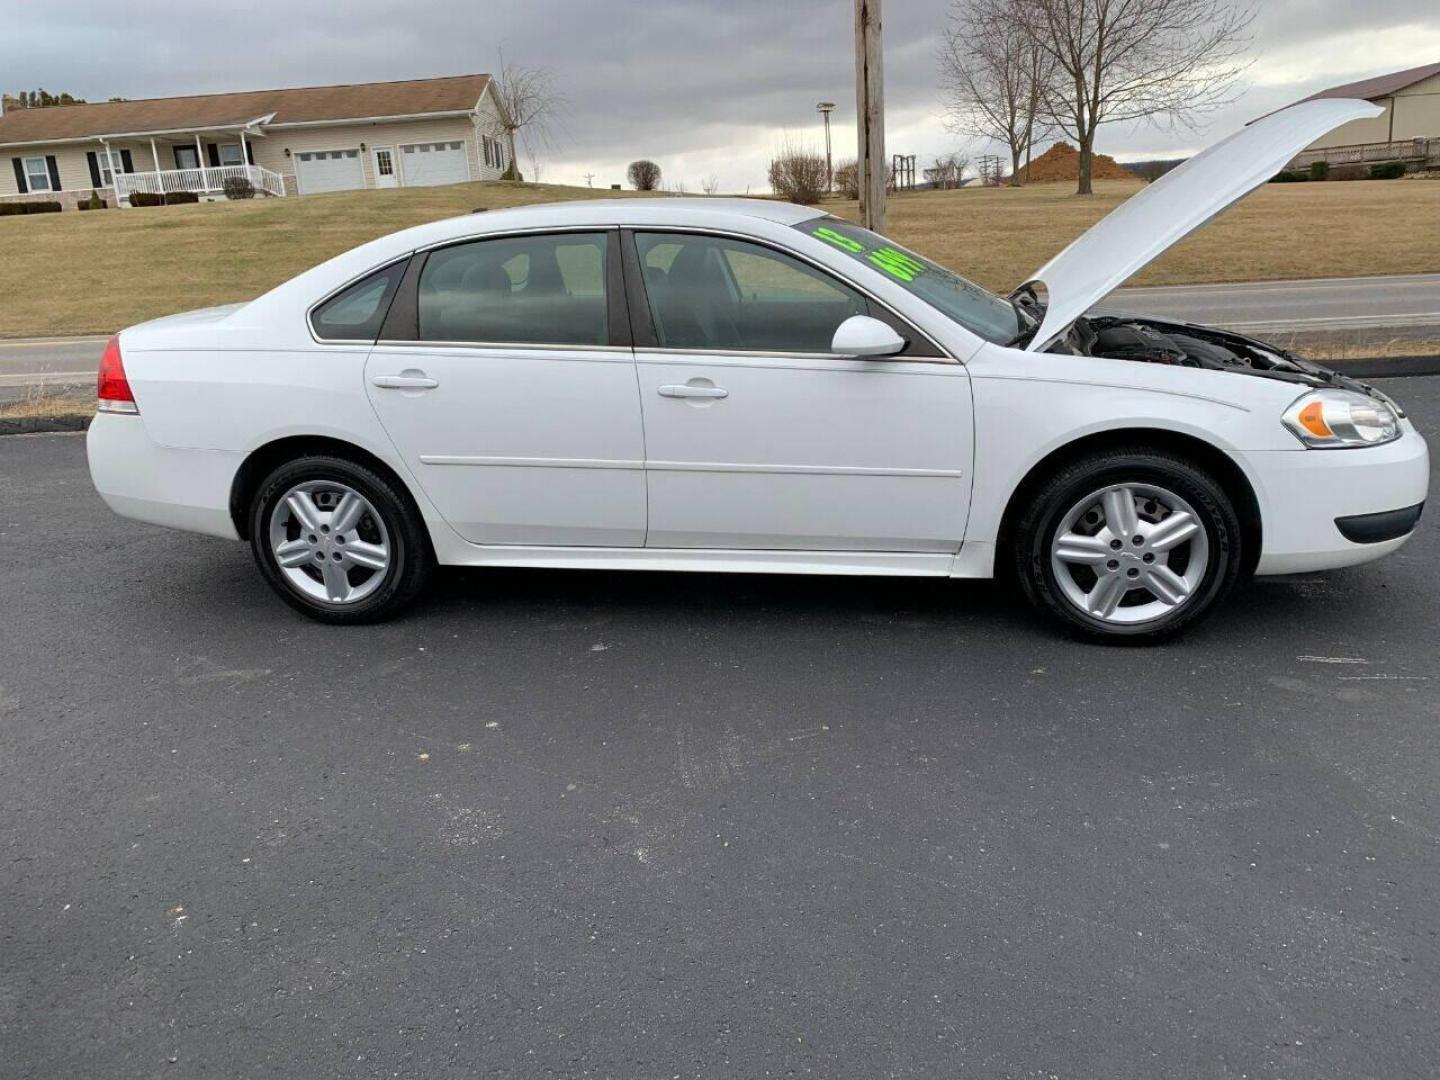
[1289,137,1439,170]
[115,164,287,202]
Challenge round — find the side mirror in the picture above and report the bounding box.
[831,315,906,358]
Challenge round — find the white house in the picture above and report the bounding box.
[0,73,512,209]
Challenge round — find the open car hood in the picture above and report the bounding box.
[1020,98,1384,353]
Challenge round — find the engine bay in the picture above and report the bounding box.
[1053,313,1363,389]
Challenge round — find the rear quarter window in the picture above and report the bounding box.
[311,261,407,341]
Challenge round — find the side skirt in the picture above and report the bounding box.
[430,542,993,579]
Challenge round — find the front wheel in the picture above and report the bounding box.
[1013,448,1243,643]
[249,455,432,624]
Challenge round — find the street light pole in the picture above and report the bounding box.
[816,101,836,194]
[854,0,885,231]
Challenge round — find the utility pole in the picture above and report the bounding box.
[816,101,836,193]
[854,0,885,231]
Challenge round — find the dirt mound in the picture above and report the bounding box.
[1016,141,1133,183]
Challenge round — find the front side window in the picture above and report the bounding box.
[24,156,52,192]
[417,232,609,346]
[636,232,867,353]
[218,144,245,166]
[795,217,1022,344]
[311,261,407,341]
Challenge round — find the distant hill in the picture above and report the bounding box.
[1014,141,1133,183]
[1122,159,1187,181]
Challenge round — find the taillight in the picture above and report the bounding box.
[97,336,139,414]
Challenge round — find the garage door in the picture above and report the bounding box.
[295,149,364,194]
[400,141,470,187]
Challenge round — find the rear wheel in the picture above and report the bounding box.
[249,455,431,624]
[1013,448,1242,643]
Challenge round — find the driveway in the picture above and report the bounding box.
[3,376,1438,1078]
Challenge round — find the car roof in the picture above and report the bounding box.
[469,197,825,227]
[377,197,826,255]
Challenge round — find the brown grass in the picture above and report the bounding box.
[0,385,94,419]
[824,178,1440,293]
[0,176,1436,337]
[1281,336,1440,361]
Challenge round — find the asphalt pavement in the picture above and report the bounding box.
[2,274,1437,402]
[3,376,1439,1078]
[1104,273,1440,336]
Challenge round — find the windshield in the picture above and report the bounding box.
[794,217,1025,345]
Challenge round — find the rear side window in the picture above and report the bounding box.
[417,232,609,346]
[311,261,406,341]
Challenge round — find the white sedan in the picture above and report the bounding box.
[87,99,1427,641]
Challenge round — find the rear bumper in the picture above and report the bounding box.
[1242,424,1430,575]
[86,413,243,540]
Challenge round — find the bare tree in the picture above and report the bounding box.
[628,160,662,191]
[939,0,1055,186]
[1023,0,1254,194]
[485,53,566,181]
[701,175,721,196]
[768,137,829,205]
[926,152,972,189]
[833,159,860,199]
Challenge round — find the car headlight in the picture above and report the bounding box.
[1282,389,1401,448]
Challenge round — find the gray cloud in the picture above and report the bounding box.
[3,0,1437,186]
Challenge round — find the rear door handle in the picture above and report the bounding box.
[658,384,728,399]
[372,374,439,390]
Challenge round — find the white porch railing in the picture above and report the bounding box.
[115,164,287,202]
[1289,137,1438,170]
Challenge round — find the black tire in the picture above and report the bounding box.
[248,454,432,624]
[1012,447,1243,644]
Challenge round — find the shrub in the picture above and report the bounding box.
[128,192,164,207]
[165,190,199,205]
[767,139,828,205]
[627,160,661,191]
[1369,160,1406,180]
[1308,161,1330,181]
[222,175,255,200]
[78,190,106,211]
[0,200,63,215]
[1328,163,1370,181]
[833,159,859,199]
[1270,170,1306,183]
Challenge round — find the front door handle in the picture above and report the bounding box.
[372,373,439,390]
[658,384,728,399]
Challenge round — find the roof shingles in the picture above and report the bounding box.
[0,73,490,145]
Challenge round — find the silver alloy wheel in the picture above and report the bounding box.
[1049,482,1210,625]
[267,481,391,605]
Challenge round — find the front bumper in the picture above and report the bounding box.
[1240,423,1430,575]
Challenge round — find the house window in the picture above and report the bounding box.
[218,144,245,166]
[24,156,52,192]
[97,151,121,186]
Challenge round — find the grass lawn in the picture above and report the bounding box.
[1,177,1436,337]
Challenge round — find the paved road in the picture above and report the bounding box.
[1104,273,1440,335]
[3,377,1438,1078]
[0,336,107,403]
[1,273,1436,401]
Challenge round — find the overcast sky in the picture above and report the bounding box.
[3,0,1438,190]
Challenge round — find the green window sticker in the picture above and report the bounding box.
[813,226,866,253]
[868,247,926,282]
